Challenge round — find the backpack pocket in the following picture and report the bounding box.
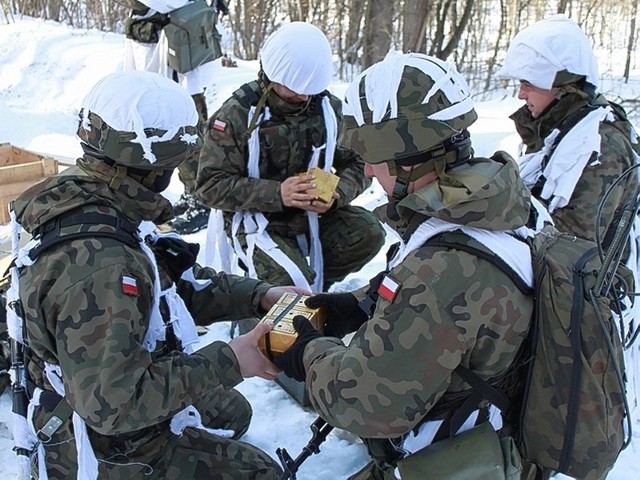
[396,422,506,480]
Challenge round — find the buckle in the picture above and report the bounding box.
[37,415,63,443]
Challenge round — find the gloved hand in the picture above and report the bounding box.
[152,236,200,282]
[273,316,322,382]
[305,293,368,338]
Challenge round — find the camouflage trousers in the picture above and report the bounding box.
[33,385,281,479]
[250,205,385,290]
[177,92,208,194]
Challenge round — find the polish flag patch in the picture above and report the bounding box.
[212,119,226,132]
[378,275,400,302]
[122,275,139,296]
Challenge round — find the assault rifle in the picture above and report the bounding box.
[593,165,640,299]
[590,163,640,448]
[276,416,334,480]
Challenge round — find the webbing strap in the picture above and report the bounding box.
[29,210,140,260]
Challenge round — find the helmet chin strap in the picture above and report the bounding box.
[386,160,436,220]
[389,158,437,200]
[385,147,468,220]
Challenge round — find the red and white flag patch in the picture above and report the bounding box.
[122,275,139,296]
[212,119,226,132]
[378,275,400,302]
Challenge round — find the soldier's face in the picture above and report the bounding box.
[518,81,558,118]
[272,83,310,105]
[365,162,396,195]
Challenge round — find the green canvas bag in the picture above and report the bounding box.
[164,0,222,73]
[396,422,508,480]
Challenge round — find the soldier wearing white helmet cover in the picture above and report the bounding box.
[498,14,640,430]
[7,70,299,480]
[196,22,385,293]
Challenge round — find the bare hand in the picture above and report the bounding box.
[306,191,340,214]
[228,322,281,380]
[281,174,316,208]
[261,286,313,311]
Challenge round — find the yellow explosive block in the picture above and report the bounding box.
[258,293,325,359]
[306,167,340,203]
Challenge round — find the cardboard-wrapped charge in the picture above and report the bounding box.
[258,293,325,359]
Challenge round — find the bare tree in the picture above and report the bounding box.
[402,0,430,53]
[361,0,394,68]
[428,0,474,60]
[624,0,638,82]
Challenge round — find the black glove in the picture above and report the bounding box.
[305,293,368,338]
[273,316,322,382]
[152,236,200,283]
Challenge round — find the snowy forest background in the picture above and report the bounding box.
[2,0,640,113]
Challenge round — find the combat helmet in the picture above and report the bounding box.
[244,22,334,139]
[496,14,599,94]
[342,51,477,202]
[77,70,198,175]
[260,22,333,96]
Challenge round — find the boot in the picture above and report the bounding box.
[169,193,210,235]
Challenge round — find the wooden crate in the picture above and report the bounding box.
[0,143,60,225]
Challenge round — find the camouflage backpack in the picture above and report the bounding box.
[430,224,629,480]
[164,0,222,74]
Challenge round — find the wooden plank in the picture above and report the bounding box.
[0,159,59,184]
[0,144,61,225]
[0,142,47,167]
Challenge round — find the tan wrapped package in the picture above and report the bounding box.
[258,293,325,359]
[306,167,340,203]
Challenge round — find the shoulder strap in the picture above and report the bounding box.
[426,232,532,295]
[29,210,140,261]
[232,81,262,109]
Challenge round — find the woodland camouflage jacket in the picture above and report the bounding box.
[302,153,535,438]
[12,156,270,440]
[511,91,639,245]
[196,82,372,237]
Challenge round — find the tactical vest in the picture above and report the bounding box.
[232,82,334,183]
[12,208,192,450]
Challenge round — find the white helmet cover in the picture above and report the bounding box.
[78,70,198,168]
[260,22,333,95]
[496,14,599,90]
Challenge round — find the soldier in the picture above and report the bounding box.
[122,0,227,234]
[497,14,640,430]
[196,22,386,292]
[7,70,299,479]
[272,52,541,479]
[496,14,638,248]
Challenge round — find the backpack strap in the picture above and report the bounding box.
[426,232,532,295]
[29,209,140,261]
[420,231,531,439]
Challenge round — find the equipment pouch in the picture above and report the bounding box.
[396,422,506,480]
[164,0,222,73]
[124,14,168,43]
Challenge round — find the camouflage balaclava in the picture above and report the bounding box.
[77,70,199,191]
[342,52,478,204]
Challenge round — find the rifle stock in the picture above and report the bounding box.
[276,416,334,480]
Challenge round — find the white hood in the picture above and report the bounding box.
[496,14,599,91]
